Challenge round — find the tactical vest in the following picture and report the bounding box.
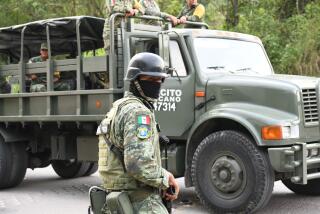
[97,96,159,190]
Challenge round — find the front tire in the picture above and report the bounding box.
[282,178,320,195]
[191,130,274,213]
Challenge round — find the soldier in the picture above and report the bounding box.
[178,0,205,28]
[103,0,144,51]
[101,0,144,89]
[28,43,49,92]
[28,43,74,92]
[140,0,179,26]
[97,52,179,213]
[0,76,10,94]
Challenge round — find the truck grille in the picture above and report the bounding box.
[302,88,319,125]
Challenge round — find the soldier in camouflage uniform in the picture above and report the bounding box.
[28,43,75,92]
[103,0,144,50]
[28,43,49,92]
[97,52,179,213]
[0,76,10,94]
[101,0,144,89]
[139,0,179,26]
[178,0,205,28]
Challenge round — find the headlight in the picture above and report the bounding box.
[262,125,299,140]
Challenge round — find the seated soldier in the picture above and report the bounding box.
[28,43,75,92]
[178,0,205,28]
[28,43,49,92]
[0,76,10,94]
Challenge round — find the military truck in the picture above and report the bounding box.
[1,14,320,213]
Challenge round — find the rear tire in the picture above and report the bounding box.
[191,130,274,213]
[0,139,27,189]
[282,178,320,195]
[52,160,91,178]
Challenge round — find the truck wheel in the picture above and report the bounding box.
[282,178,320,195]
[52,160,91,178]
[0,140,27,189]
[191,130,274,213]
[8,142,28,188]
[84,163,98,176]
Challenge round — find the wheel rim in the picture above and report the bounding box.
[210,152,247,199]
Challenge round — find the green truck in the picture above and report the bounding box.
[1,15,320,213]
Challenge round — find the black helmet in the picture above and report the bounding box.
[125,52,168,81]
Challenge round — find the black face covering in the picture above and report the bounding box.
[138,80,161,99]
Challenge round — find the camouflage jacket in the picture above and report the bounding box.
[140,0,170,18]
[28,55,45,63]
[97,92,169,190]
[178,3,205,22]
[105,0,144,17]
[28,56,46,83]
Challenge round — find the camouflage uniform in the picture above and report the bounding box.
[97,91,169,214]
[103,0,144,50]
[139,0,172,25]
[28,56,47,92]
[28,56,75,92]
[178,2,205,28]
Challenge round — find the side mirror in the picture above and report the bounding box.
[165,66,176,76]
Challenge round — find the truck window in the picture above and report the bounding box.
[169,41,187,77]
[194,38,273,75]
[130,37,159,56]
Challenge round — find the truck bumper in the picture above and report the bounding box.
[268,142,320,184]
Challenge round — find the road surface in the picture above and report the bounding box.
[1,167,320,213]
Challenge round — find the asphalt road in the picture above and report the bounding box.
[1,167,320,214]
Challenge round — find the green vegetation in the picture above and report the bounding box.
[0,0,319,76]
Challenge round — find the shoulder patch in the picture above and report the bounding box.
[136,124,151,139]
[136,114,152,139]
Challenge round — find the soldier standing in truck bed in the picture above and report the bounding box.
[103,0,144,51]
[139,0,178,26]
[101,0,144,89]
[178,0,205,28]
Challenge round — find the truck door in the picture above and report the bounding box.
[126,34,195,138]
[156,39,195,137]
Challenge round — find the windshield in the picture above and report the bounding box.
[194,38,273,75]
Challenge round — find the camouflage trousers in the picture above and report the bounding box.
[101,193,168,214]
[132,194,168,214]
[103,17,121,51]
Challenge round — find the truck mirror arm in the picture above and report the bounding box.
[165,66,181,82]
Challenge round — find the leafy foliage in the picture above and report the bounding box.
[0,0,319,76]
